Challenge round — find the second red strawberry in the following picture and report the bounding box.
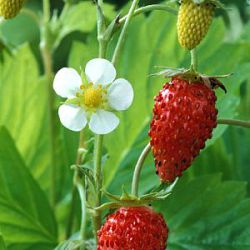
[149,77,218,182]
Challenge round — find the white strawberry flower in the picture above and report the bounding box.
[53,58,134,134]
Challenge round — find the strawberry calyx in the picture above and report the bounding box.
[90,179,178,213]
[178,0,225,9]
[151,67,231,92]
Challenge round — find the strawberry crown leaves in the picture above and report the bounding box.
[176,0,225,9]
[195,0,226,9]
[150,67,231,92]
[94,178,179,212]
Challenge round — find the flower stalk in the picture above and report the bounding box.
[190,48,198,71]
[97,0,107,58]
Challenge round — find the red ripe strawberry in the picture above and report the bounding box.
[97,206,168,250]
[149,77,217,182]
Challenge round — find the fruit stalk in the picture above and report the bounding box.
[119,4,177,24]
[191,48,198,71]
[131,143,151,196]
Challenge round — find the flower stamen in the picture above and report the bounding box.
[82,84,103,108]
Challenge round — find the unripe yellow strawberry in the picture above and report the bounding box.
[177,0,215,50]
[0,0,25,19]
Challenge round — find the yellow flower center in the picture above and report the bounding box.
[81,84,104,108]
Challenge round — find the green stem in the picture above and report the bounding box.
[43,0,50,23]
[92,134,104,238]
[119,4,177,24]
[97,0,107,58]
[218,119,250,128]
[190,48,197,71]
[89,0,106,240]
[66,131,85,238]
[131,143,151,196]
[41,0,57,207]
[112,0,140,65]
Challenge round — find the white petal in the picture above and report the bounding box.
[107,78,134,111]
[58,104,87,132]
[53,68,82,98]
[89,110,119,135]
[85,58,116,86]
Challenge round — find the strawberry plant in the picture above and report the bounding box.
[0,0,250,250]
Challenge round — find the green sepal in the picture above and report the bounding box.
[102,189,123,202]
[97,179,179,212]
[151,66,231,92]
[151,67,202,82]
[150,67,188,78]
[64,97,80,106]
[141,178,179,201]
[120,186,138,201]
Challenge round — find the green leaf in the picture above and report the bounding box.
[0,235,6,250]
[0,127,57,250]
[155,174,250,249]
[0,45,51,191]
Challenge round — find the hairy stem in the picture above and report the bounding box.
[131,143,151,196]
[112,0,140,65]
[218,119,250,128]
[97,0,107,58]
[119,4,177,24]
[43,0,50,23]
[89,0,107,240]
[92,134,104,239]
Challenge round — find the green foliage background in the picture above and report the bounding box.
[0,0,250,249]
